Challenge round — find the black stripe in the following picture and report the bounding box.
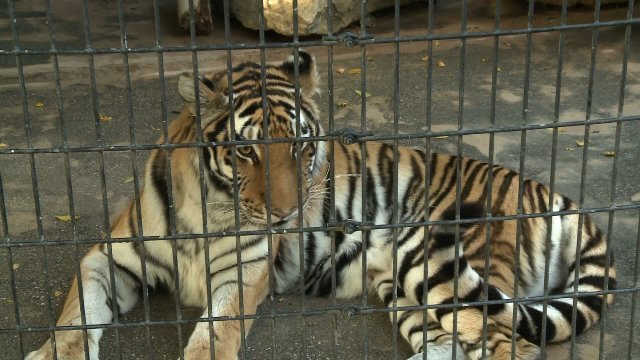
[211,256,268,279]
[551,300,587,335]
[430,156,457,210]
[566,275,615,291]
[151,152,170,235]
[434,281,483,321]
[460,160,485,201]
[493,169,517,210]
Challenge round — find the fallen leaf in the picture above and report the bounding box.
[504,42,512,48]
[54,290,63,297]
[124,176,134,183]
[434,136,449,139]
[437,61,446,67]
[564,147,575,151]
[100,231,107,240]
[354,90,372,98]
[576,140,584,147]
[481,58,488,63]
[602,151,615,157]
[367,57,374,62]
[558,128,566,133]
[0,143,8,149]
[435,41,441,46]
[421,55,429,62]
[278,298,287,302]
[336,68,346,74]
[336,101,348,108]
[99,114,112,122]
[35,101,45,108]
[497,67,502,72]
[55,215,80,222]
[592,130,600,134]
[348,68,361,74]
[12,263,19,271]
[150,125,160,131]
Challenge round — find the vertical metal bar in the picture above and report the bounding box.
[256,1,277,359]
[358,0,369,354]
[451,2,468,359]
[6,1,59,358]
[114,2,154,358]
[421,1,435,358]
[0,174,25,357]
[480,0,501,357]
[599,0,631,357]
[290,8,308,357]
[390,0,401,357]
[42,0,92,357]
[540,0,568,353]
[78,0,123,357]
[185,0,216,357]
[571,1,601,359]
[220,0,248,357]
[325,0,338,358]
[511,1,534,358]
[628,211,640,359]
[618,2,636,357]
[150,0,182,358]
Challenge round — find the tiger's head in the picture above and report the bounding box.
[176,51,326,227]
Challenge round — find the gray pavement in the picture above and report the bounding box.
[1,0,639,359]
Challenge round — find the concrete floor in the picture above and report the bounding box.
[0,0,639,359]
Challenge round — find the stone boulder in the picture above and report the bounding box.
[229,0,413,36]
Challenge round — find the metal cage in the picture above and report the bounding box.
[0,0,638,359]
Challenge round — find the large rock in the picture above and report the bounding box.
[229,0,413,36]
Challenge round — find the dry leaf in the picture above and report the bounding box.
[336,68,346,74]
[150,125,160,131]
[497,67,502,72]
[481,58,488,63]
[421,56,429,62]
[602,151,615,157]
[354,90,372,98]
[100,231,107,240]
[576,140,585,147]
[12,263,19,271]
[434,136,449,140]
[35,101,45,108]
[99,114,112,122]
[348,68,361,75]
[0,143,8,149]
[55,215,79,222]
[336,101,348,108]
[565,147,575,151]
[437,61,446,67]
[504,42,512,48]
[367,57,374,62]
[435,41,441,46]
[124,176,134,183]
[592,130,600,134]
[54,290,63,297]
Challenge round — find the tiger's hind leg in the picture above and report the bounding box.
[25,244,141,360]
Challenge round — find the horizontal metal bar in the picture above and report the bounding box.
[1,114,638,155]
[3,203,640,248]
[2,285,637,336]
[0,18,638,56]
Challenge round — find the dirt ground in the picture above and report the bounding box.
[0,0,639,359]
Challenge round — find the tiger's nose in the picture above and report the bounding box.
[271,206,297,220]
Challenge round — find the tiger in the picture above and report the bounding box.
[26,50,615,360]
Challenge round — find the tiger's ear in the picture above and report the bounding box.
[278,50,319,96]
[177,72,225,109]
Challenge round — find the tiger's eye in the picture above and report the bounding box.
[237,146,254,158]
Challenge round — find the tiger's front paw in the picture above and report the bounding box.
[25,336,97,360]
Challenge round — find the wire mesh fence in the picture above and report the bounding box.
[0,0,639,359]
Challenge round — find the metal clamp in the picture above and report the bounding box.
[328,128,374,145]
[322,32,375,48]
